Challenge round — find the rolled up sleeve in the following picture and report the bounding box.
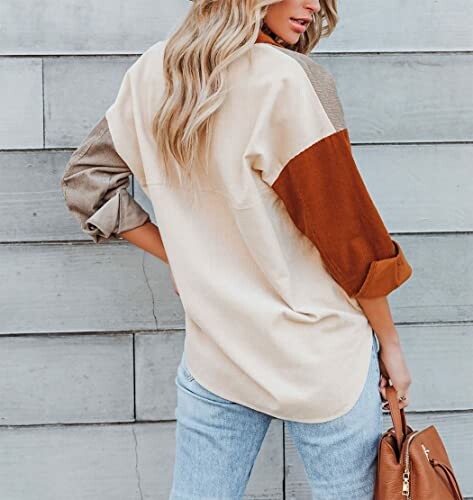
[270,127,413,299]
[245,61,413,299]
[60,115,150,243]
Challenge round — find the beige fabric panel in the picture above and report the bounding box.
[273,46,347,132]
[101,36,376,422]
[61,115,151,243]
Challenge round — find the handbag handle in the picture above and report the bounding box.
[385,388,464,499]
[385,385,408,455]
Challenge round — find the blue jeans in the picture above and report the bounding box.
[170,332,382,499]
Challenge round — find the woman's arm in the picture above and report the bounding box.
[357,295,399,345]
[119,223,180,295]
[118,221,168,263]
[61,114,180,295]
[61,115,150,243]
[357,295,412,409]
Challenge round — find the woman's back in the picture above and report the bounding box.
[102,31,404,422]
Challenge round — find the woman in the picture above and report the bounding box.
[61,0,413,497]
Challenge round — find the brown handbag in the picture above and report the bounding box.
[374,385,465,499]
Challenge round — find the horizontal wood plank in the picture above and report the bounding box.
[0,235,472,331]
[319,53,473,143]
[34,53,473,149]
[43,56,136,148]
[0,334,134,425]
[318,0,473,52]
[1,0,472,55]
[0,420,283,500]
[0,150,145,242]
[135,331,185,421]
[0,58,43,149]
[0,324,469,426]
[1,144,471,242]
[0,244,182,334]
[0,0,187,55]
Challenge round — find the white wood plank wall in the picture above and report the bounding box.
[1,0,472,498]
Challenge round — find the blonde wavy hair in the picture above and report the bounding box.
[153,0,338,189]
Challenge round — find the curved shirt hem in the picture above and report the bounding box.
[183,331,376,424]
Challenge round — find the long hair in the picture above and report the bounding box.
[153,0,339,190]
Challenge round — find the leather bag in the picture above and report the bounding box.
[375,385,464,499]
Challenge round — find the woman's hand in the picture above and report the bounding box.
[377,340,412,410]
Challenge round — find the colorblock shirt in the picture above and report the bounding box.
[61,29,413,422]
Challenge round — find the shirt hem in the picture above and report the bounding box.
[184,331,375,424]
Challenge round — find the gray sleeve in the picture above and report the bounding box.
[60,115,151,243]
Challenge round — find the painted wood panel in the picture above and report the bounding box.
[0,58,43,148]
[0,420,283,500]
[135,330,185,421]
[1,235,471,332]
[321,53,473,143]
[0,324,470,425]
[354,143,473,233]
[1,144,470,243]
[0,334,134,425]
[317,0,473,53]
[43,56,136,148]
[36,53,473,149]
[1,0,472,55]
[0,150,143,242]
[0,244,182,334]
[0,0,188,55]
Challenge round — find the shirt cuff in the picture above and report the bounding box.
[84,187,150,243]
[353,240,413,299]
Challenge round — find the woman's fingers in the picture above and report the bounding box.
[379,373,389,401]
[382,395,409,410]
[380,378,410,411]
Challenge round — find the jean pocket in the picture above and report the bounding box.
[176,355,239,407]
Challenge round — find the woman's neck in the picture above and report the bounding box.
[259,22,286,47]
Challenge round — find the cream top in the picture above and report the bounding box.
[64,32,412,423]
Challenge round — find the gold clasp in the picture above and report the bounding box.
[421,443,431,462]
[402,470,410,497]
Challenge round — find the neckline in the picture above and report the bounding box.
[255,29,284,48]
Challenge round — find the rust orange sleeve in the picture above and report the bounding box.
[271,127,413,299]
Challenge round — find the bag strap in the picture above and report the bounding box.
[431,460,464,500]
[385,389,464,499]
[386,385,408,455]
